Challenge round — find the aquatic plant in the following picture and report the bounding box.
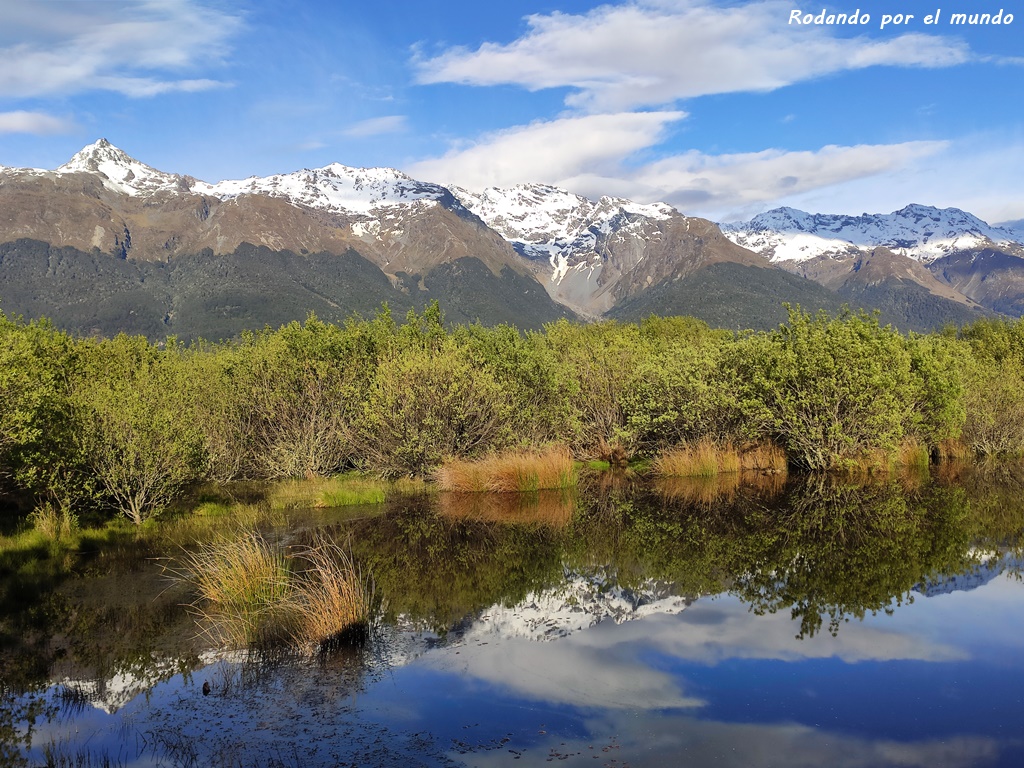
[184,529,293,648]
[289,532,375,651]
[182,528,375,653]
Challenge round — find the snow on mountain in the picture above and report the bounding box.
[56,138,185,197]
[723,204,1023,263]
[452,183,676,283]
[194,164,454,216]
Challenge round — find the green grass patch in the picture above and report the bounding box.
[268,474,402,510]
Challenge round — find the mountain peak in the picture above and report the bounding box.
[725,204,1021,263]
[60,139,135,172]
[57,139,182,197]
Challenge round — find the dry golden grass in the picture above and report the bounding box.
[653,439,785,477]
[181,528,373,653]
[652,440,729,478]
[438,489,574,528]
[738,442,788,473]
[896,439,931,469]
[935,438,972,462]
[184,530,293,649]
[289,532,373,652]
[436,447,577,493]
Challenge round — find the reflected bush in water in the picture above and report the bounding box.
[348,499,566,632]
[727,475,978,638]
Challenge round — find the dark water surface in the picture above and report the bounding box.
[3,469,1024,767]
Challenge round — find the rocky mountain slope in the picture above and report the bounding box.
[0,141,1008,338]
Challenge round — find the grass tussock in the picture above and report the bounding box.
[653,440,746,477]
[438,489,575,528]
[30,500,79,545]
[436,447,577,493]
[935,438,972,462]
[181,528,374,653]
[184,530,293,649]
[738,442,788,473]
[896,439,931,469]
[290,532,374,651]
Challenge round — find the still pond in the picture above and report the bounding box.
[2,467,1023,767]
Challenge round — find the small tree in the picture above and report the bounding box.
[77,336,207,524]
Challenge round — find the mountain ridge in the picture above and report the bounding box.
[0,140,1014,337]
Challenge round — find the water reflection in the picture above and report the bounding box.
[2,468,1023,766]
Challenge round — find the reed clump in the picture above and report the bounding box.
[653,440,788,477]
[934,438,972,462]
[182,528,374,653]
[738,442,788,473]
[185,530,293,648]
[652,440,731,477]
[895,439,931,469]
[289,532,374,651]
[435,446,577,493]
[30,500,79,545]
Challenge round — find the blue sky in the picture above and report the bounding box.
[1,0,1022,222]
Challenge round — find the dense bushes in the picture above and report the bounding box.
[3,303,1024,525]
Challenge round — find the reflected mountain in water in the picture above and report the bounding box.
[467,566,691,642]
[58,656,185,715]
[914,552,1024,598]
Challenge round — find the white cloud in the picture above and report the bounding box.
[632,141,950,217]
[409,111,685,190]
[343,115,408,138]
[0,110,75,135]
[0,0,242,99]
[415,0,972,112]
[410,112,948,219]
[471,712,1001,768]
[773,133,1024,225]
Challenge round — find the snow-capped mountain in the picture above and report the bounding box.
[452,183,674,261]
[723,204,1024,263]
[450,182,757,315]
[194,164,460,216]
[54,138,189,197]
[913,551,1024,598]
[1,139,1017,339]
